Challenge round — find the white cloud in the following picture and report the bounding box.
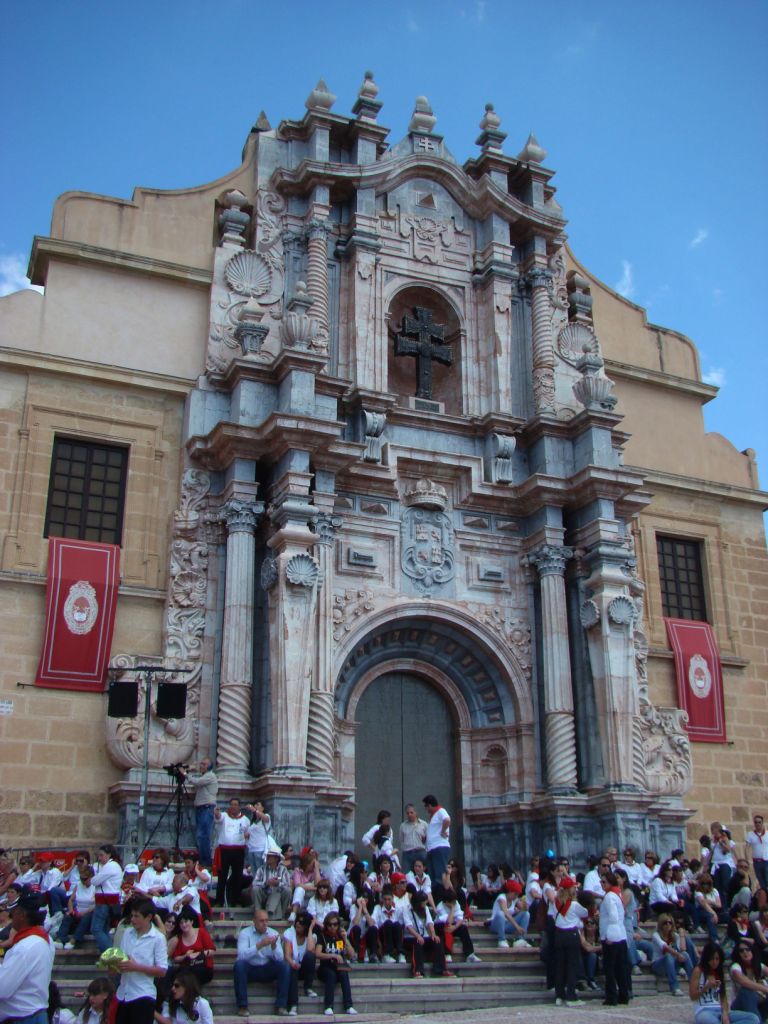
[702,366,726,388]
[0,253,43,297]
[688,227,709,249]
[405,9,419,32]
[475,0,487,22]
[614,259,635,299]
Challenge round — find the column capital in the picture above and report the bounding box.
[306,217,333,241]
[313,513,343,547]
[222,499,263,534]
[524,266,553,290]
[526,543,573,577]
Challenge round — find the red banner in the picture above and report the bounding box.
[665,617,726,743]
[35,537,120,692]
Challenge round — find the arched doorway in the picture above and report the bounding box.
[354,671,458,862]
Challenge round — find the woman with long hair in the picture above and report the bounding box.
[282,910,318,1013]
[166,908,215,990]
[402,891,454,979]
[689,941,760,1024]
[157,971,213,1024]
[696,874,725,942]
[306,879,339,937]
[405,859,435,911]
[599,871,630,1006]
[75,979,115,1024]
[93,845,124,955]
[552,876,588,1007]
[730,943,768,1021]
[651,913,697,996]
[290,848,322,919]
[315,914,358,1015]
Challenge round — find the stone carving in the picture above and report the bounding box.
[476,102,507,151]
[209,296,248,355]
[352,70,382,121]
[403,478,448,511]
[608,595,635,626]
[548,247,570,337]
[572,347,617,412]
[106,655,201,770]
[235,296,269,355]
[218,189,250,246]
[224,249,273,299]
[223,499,259,534]
[473,604,532,678]
[395,306,452,400]
[526,544,573,577]
[107,469,211,769]
[280,281,321,351]
[306,78,336,112]
[637,703,692,795]
[517,132,547,164]
[362,409,386,463]
[557,322,598,367]
[285,552,320,587]
[332,588,375,641]
[255,190,286,279]
[408,95,437,134]
[398,213,470,265]
[401,506,455,591]
[490,433,515,484]
[580,599,601,629]
[313,514,342,547]
[260,556,278,591]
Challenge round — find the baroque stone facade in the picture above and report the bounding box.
[0,77,765,861]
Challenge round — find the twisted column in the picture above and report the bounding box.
[528,267,555,412]
[306,219,331,340]
[217,499,260,774]
[528,544,578,790]
[306,514,341,776]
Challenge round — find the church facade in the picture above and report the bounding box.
[1,77,766,865]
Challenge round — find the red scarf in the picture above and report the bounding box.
[607,886,622,897]
[12,925,50,945]
[555,898,572,917]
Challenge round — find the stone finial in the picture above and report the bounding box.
[280,281,319,350]
[352,69,382,121]
[253,111,271,132]
[408,95,437,134]
[476,102,507,152]
[217,189,251,247]
[567,271,593,325]
[305,78,336,112]
[517,132,547,164]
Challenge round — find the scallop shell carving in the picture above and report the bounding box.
[285,553,320,587]
[608,595,635,626]
[580,599,601,630]
[224,250,272,298]
[557,322,598,365]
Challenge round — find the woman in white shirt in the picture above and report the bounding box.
[306,879,339,935]
[552,876,588,1007]
[730,942,768,1020]
[158,971,213,1024]
[405,860,435,911]
[649,862,681,917]
[599,872,630,1006]
[688,940,759,1024]
[55,865,96,948]
[92,844,124,955]
[74,978,114,1024]
[650,913,696,996]
[282,911,318,1013]
[244,801,272,876]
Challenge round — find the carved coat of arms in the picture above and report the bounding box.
[401,507,455,590]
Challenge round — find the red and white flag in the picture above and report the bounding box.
[34,537,120,692]
[665,617,726,743]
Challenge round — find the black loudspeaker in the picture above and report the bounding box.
[156,682,187,719]
[107,680,139,718]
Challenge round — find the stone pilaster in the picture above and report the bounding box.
[527,267,555,413]
[217,498,262,777]
[528,544,578,791]
[306,218,331,342]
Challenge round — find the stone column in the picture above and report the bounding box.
[528,267,555,413]
[528,544,578,791]
[217,498,261,776]
[306,218,331,342]
[306,513,342,777]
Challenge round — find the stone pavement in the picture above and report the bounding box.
[386,992,683,1023]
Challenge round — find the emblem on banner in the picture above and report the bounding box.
[688,653,712,700]
[63,581,99,635]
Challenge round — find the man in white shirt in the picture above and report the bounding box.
[422,794,451,885]
[215,797,250,907]
[710,821,737,903]
[155,870,201,916]
[234,908,291,1015]
[583,855,611,903]
[0,893,54,1024]
[372,889,406,963]
[746,812,768,890]
[114,898,168,1024]
[135,850,174,898]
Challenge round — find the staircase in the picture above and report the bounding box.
[51,907,671,1021]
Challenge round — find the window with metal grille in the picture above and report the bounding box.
[656,535,706,620]
[44,437,128,545]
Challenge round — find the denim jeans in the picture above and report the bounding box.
[57,910,94,945]
[92,903,118,953]
[426,847,450,886]
[195,804,214,866]
[489,906,530,941]
[233,957,291,1010]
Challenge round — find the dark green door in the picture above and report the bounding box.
[354,672,459,863]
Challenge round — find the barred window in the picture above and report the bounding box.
[44,437,128,545]
[656,535,706,621]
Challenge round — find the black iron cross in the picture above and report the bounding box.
[395,306,452,400]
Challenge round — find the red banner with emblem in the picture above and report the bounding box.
[34,537,120,692]
[665,617,726,743]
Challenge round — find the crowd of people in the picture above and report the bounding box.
[1,784,767,1024]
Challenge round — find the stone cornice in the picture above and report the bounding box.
[604,357,719,403]
[0,346,194,395]
[270,154,566,236]
[629,466,768,509]
[186,412,363,471]
[28,236,212,288]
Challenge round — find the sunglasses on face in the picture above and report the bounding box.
[326,921,340,928]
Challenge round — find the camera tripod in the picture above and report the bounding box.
[136,771,195,863]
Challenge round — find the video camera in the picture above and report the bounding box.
[163,762,190,782]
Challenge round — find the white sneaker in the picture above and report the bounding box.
[565,999,585,1007]
[555,998,564,1006]
[346,1010,358,1016]
[323,1010,334,1017]
[54,941,64,949]
[288,1010,297,1017]
[397,953,406,964]
[466,952,481,962]
[678,968,687,978]
[497,939,510,948]
[304,990,318,998]
[637,949,648,963]
[63,942,74,950]
[382,954,395,963]
[672,988,685,997]
[513,938,532,949]
[445,954,452,962]
[632,965,642,975]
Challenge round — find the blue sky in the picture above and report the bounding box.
[2,1,766,481]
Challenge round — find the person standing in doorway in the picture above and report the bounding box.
[180,760,218,869]
[399,804,428,874]
[422,795,451,888]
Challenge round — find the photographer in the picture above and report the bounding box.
[180,760,218,868]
